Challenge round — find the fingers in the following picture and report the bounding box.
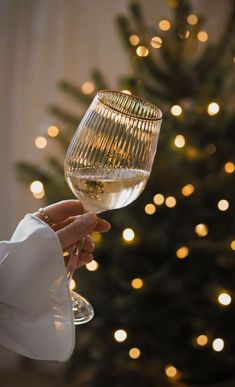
[83,235,95,252]
[35,200,84,224]
[94,217,111,233]
[57,212,98,250]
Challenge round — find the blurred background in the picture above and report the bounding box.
[0,0,235,386]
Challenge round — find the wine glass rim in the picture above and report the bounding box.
[97,90,163,121]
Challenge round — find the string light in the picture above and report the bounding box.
[86,260,99,271]
[217,199,229,211]
[230,240,235,251]
[81,81,95,95]
[145,203,156,215]
[212,338,224,352]
[30,181,44,194]
[33,189,45,199]
[187,14,198,25]
[168,0,179,8]
[174,135,185,148]
[131,278,144,289]
[205,143,216,155]
[171,104,182,116]
[176,246,189,259]
[151,36,162,48]
[186,146,198,158]
[35,136,47,149]
[181,184,195,196]
[122,228,135,242]
[195,224,208,237]
[196,334,208,346]
[114,329,127,342]
[197,31,208,42]
[207,102,220,116]
[224,162,235,173]
[91,231,102,244]
[165,365,178,378]
[153,193,164,205]
[218,292,232,306]
[165,196,177,208]
[129,34,140,46]
[159,19,171,31]
[136,46,149,57]
[129,347,141,359]
[47,125,59,137]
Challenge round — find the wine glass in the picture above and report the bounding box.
[64,90,162,324]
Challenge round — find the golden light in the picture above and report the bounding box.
[30,180,44,194]
[145,203,156,215]
[35,136,47,149]
[136,46,149,57]
[197,31,208,42]
[114,329,127,342]
[224,162,235,173]
[131,278,144,289]
[47,125,59,137]
[170,104,182,116]
[207,102,220,116]
[129,347,141,359]
[129,34,140,46]
[122,228,135,242]
[151,36,162,48]
[174,134,186,148]
[212,338,224,352]
[196,334,208,346]
[230,240,235,250]
[233,56,235,64]
[86,260,99,272]
[186,147,198,158]
[165,365,178,378]
[217,199,229,211]
[81,81,95,95]
[165,196,177,208]
[181,184,195,196]
[205,143,216,155]
[176,246,189,259]
[69,279,76,291]
[121,90,131,95]
[33,189,45,199]
[91,231,102,244]
[159,19,171,31]
[168,0,179,7]
[153,193,164,205]
[195,223,208,237]
[187,14,198,25]
[218,292,232,306]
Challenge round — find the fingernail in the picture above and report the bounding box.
[83,212,97,227]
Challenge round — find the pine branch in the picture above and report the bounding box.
[47,105,81,126]
[58,80,94,105]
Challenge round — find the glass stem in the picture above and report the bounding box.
[66,238,85,285]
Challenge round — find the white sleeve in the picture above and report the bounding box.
[0,214,75,361]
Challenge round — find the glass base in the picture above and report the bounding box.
[70,290,94,325]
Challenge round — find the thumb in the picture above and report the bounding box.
[57,212,97,250]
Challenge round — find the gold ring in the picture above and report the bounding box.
[38,208,54,227]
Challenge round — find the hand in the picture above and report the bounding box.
[34,200,111,268]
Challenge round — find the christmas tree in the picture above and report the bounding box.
[16,0,235,385]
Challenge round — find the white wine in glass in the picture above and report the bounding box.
[64,90,162,324]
